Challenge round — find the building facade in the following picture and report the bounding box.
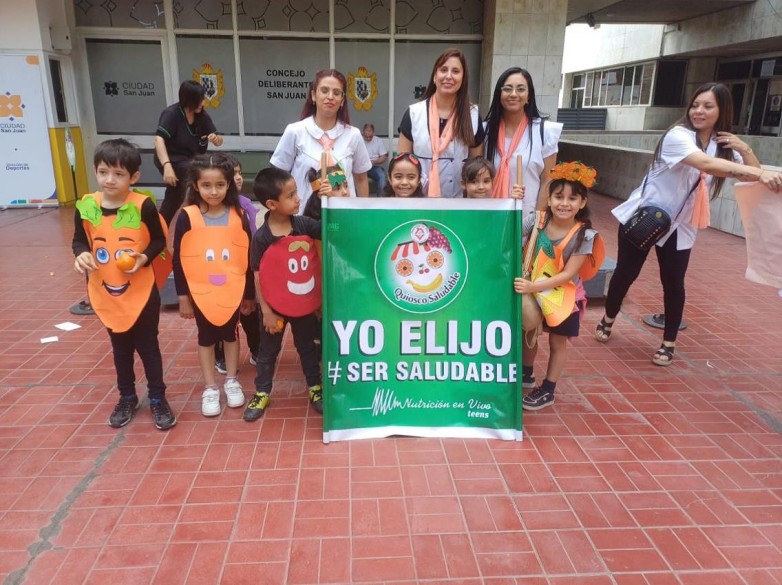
[562,1,782,140]
[0,0,567,206]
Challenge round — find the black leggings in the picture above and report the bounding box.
[108,288,166,399]
[604,227,692,343]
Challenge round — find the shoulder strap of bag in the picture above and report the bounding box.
[522,211,545,278]
[639,169,700,223]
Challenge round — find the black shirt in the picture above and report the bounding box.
[155,104,217,167]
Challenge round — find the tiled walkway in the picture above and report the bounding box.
[1,193,781,585]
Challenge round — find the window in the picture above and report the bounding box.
[75,0,483,139]
[599,68,623,106]
[583,72,594,107]
[653,61,686,107]
[84,39,167,135]
[621,65,636,105]
[570,74,585,108]
[572,62,656,108]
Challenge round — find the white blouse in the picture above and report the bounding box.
[488,118,562,216]
[612,126,741,250]
[270,116,372,209]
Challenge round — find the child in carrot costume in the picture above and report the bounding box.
[72,139,176,430]
[173,153,255,418]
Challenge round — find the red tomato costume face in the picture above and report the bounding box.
[78,193,156,333]
[259,235,321,317]
[179,207,249,326]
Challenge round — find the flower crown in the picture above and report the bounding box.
[549,161,597,189]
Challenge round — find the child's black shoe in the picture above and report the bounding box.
[150,397,177,430]
[108,395,139,428]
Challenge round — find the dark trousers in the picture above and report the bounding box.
[159,161,190,225]
[215,306,261,360]
[254,313,321,393]
[604,227,692,342]
[108,288,166,399]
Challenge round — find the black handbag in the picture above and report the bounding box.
[621,205,671,251]
[621,176,698,251]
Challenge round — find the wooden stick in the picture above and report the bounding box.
[516,154,523,188]
[321,151,328,181]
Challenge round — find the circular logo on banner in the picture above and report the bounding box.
[374,220,467,314]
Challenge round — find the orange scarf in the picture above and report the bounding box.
[427,95,455,197]
[491,116,528,198]
[690,171,710,229]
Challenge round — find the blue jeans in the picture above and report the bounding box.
[367,166,386,196]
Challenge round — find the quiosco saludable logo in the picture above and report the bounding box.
[374,220,467,314]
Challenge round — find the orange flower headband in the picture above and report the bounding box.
[549,161,597,189]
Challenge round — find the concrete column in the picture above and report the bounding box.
[481,0,568,119]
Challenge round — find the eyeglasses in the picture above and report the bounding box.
[317,86,344,98]
[391,152,420,165]
[500,85,527,95]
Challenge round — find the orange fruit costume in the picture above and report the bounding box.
[178,205,250,326]
[76,191,171,333]
[525,217,605,327]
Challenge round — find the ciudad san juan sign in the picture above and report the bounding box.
[321,197,523,442]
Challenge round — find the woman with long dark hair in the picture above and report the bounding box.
[270,69,371,210]
[595,83,782,366]
[484,67,562,215]
[397,48,484,197]
[154,80,223,224]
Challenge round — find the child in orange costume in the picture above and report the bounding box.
[172,153,255,418]
[514,162,601,411]
[72,139,176,430]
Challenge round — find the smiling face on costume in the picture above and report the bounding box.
[179,214,249,328]
[92,222,149,298]
[85,206,155,332]
[259,236,322,316]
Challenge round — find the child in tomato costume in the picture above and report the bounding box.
[172,153,255,418]
[72,139,176,430]
[244,167,324,422]
[513,162,603,411]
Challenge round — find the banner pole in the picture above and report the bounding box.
[516,154,523,188]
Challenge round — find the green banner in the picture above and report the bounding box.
[322,198,523,442]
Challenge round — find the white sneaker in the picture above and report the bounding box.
[223,378,245,408]
[201,387,221,417]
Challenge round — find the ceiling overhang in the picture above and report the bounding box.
[567,0,756,26]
